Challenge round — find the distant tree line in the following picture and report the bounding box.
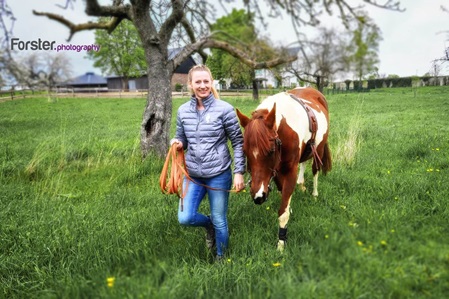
[330,75,449,91]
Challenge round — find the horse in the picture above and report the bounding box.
[236,87,332,251]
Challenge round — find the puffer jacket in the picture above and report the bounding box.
[173,93,245,178]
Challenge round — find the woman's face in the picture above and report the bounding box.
[189,70,212,100]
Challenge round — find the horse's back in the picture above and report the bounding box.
[288,87,329,115]
[257,88,330,149]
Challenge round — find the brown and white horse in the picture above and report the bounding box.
[236,87,332,251]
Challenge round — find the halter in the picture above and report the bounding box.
[245,133,282,195]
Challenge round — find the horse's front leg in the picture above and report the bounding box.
[276,172,297,251]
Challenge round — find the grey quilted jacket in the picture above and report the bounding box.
[173,93,245,178]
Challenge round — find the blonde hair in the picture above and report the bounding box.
[187,64,219,99]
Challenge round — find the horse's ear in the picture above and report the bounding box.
[265,103,276,129]
[236,108,250,128]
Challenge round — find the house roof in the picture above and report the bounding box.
[65,72,107,86]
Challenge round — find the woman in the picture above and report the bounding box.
[171,64,245,260]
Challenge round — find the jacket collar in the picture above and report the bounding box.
[190,92,215,111]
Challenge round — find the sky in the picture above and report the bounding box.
[5,0,449,79]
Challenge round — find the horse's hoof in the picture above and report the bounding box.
[277,240,285,252]
[298,183,306,192]
[312,191,318,197]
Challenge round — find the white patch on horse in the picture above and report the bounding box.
[252,149,259,159]
[254,182,265,199]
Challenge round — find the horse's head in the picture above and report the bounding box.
[236,104,280,205]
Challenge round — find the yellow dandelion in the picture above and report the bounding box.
[325,234,329,239]
[436,148,440,151]
[348,221,358,228]
[380,240,387,246]
[227,258,231,263]
[273,262,281,267]
[107,277,115,288]
[390,229,395,233]
[394,196,399,201]
[357,241,364,246]
[266,206,270,210]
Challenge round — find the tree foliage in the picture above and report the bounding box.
[346,12,382,81]
[208,9,257,88]
[86,18,146,90]
[207,8,278,100]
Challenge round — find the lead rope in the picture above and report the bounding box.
[159,144,190,211]
[159,144,243,211]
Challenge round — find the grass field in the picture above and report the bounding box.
[1,87,449,298]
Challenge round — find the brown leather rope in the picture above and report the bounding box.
[159,144,241,211]
[159,144,190,210]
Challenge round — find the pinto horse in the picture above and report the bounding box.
[236,87,332,251]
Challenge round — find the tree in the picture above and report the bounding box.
[208,9,278,100]
[285,27,350,91]
[8,52,72,96]
[86,18,146,91]
[30,0,404,158]
[347,12,382,82]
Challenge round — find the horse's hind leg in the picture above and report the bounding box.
[312,161,319,197]
[296,162,307,192]
[312,172,319,197]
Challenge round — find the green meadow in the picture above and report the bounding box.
[1,87,448,298]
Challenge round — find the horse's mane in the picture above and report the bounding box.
[243,110,275,156]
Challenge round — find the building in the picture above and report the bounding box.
[106,48,197,91]
[59,72,107,92]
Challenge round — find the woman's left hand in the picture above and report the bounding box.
[233,173,245,192]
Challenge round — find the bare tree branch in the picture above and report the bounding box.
[173,36,297,70]
[159,0,185,46]
[32,10,125,41]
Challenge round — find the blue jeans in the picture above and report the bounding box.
[178,169,232,257]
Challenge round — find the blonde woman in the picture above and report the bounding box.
[171,65,245,261]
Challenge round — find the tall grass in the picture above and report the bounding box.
[1,87,449,298]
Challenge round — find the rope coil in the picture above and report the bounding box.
[159,144,243,210]
[159,144,189,210]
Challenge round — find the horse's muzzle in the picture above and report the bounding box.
[253,192,268,205]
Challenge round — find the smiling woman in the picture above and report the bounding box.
[169,64,246,261]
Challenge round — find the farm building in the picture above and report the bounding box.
[59,72,108,92]
[106,48,197,91]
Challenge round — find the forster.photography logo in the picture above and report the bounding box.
[10,38,100,53]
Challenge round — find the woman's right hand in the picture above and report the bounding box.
[170,139,183,151]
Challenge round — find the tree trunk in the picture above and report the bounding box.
[252,79,259,101]
[122,77,129,91]
[140,51,173,158]
[251,69,259,101]
[316,76,322,92]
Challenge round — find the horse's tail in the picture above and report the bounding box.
[321,142,332,175]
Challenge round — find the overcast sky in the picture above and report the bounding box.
[6,0,449,79]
